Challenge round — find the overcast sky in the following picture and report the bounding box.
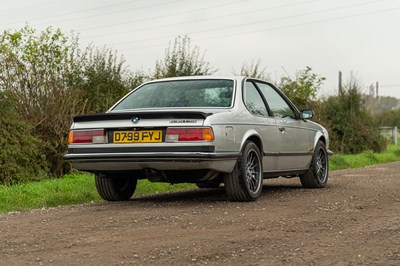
[1,0,400,98]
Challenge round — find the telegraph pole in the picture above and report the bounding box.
[338,71,342,95]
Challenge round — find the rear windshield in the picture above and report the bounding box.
[112,79,234,110]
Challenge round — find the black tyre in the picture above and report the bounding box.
[224,141,263,201]
[196,180,222,189]
[95,174,137,201]
[196,175,222,188]
[300,141,329,188]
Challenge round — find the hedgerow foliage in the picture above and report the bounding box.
[0,26,87,176]
[0,26,138,180]
[154,35,215,78]
[317,81,386,153]
[0,92,47,184]
[77,46,147,114]
[236,58,271,81]
[279,66,325,110]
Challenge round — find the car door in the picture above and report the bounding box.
[243,81,280,171]
[255,82,312,170]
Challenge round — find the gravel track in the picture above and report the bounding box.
[1,163,400,265]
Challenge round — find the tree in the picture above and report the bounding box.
[279,66,325,109]
[235,58,270,81]
[0,26,151,178]
[153,35,215,78]
[374,109,400,128]
[0,91,47,184]
[318,79,386,153]
[77,46,144,113]
[0,25,85,176]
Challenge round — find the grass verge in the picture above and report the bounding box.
[329,145,400,170]
[1,145,400,214]
[0,175,194,214]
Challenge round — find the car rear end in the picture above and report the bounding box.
[66,110,239,173]
[64,78,240,182]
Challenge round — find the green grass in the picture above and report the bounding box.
[0,174,99,213]
[1,144,400,214]
[329,145,400,170]
[0,173,194,214]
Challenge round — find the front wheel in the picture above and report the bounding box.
[300,141,329,188]
[224,141,263,201]
[95,174,137,201]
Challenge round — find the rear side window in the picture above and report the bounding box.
[244,81,269,116]
[256,82,295,119]
[112,79,234,110]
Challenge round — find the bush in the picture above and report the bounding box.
[235,58,271,81]
[153,35,215,78]
[78,46,144,114]
[374,109,400,128]
[0,92,47,185]
[0,26,87,176]
[279,67,325,110]
[317,81,386,153]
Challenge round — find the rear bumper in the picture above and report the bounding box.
[64,152,240,173]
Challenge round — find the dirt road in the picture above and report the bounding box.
[1,163,400,265]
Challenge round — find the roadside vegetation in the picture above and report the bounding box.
[330,144,400,170]
[0,174,195,214]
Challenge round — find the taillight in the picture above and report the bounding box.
[165,127,214,142]
[68,130,107,144]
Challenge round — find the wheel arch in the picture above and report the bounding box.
[240,130,263,154]
[314,130,326,149]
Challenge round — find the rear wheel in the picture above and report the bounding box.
[224,141,263,201]
[300,141,329,188]
[196,175,222,188]
[95,174,137,201]
[196,180,222,189]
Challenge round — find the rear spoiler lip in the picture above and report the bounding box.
[73,111,213,123]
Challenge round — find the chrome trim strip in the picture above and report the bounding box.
[64,152,241,161]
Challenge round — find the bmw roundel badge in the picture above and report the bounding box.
[131,117,140,124]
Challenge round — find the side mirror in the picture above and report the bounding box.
[300,109,314,120]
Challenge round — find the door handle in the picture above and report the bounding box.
[279,127,285,132]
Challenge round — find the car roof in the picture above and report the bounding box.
[147,76,247,83]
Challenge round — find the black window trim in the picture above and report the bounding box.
[242,79,272,117]
[246,78,301,120]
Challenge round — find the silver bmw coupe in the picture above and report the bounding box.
[64,76,331,202]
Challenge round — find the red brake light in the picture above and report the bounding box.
[165,127,214,142]
[68,130,107,144]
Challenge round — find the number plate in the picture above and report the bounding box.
[113,130,162,143]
